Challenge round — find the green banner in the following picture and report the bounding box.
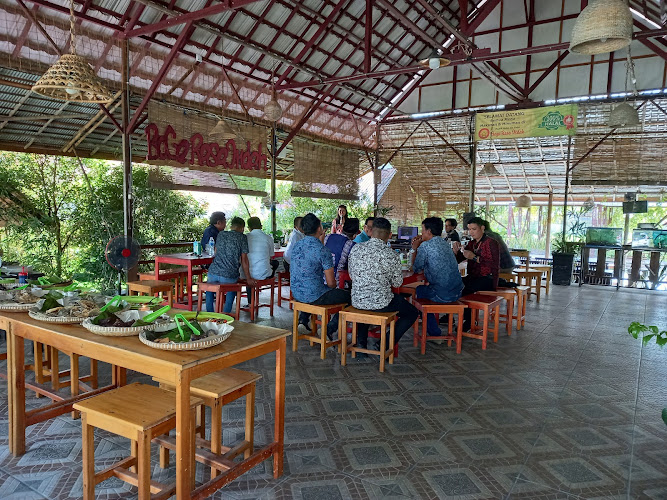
[475,104,577,141]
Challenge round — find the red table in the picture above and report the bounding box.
[154,253,213,311]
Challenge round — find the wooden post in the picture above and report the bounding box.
[270,125,277,234]
[545,192,553,256]
[623,213,631,245]
[373,123,380,216]
[121,39,136,281]
[485,196,490,218]
[563,136,572,237]
[468,115,477,212]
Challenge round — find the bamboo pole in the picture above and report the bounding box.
[545,191,553,256]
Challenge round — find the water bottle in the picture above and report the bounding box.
[19,266,28,284]
[208,237,215,256]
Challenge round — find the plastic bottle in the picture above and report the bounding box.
[208,237,215,256]
[18,266,28,284]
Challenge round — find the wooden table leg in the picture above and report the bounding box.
[7,326,27,455]
[187,264,194,311]
[176,369,193,499]
[536,276,542,303]
[273,338,286,478]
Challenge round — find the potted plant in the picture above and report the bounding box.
[271,230,284,250]
[551,232,581,286]
[628,322,666,425]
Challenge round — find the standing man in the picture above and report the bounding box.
[324,218,359,282]
[353,217,375,243]
[411,217,464,335]
[348,217,419,355]
[206,217,256,313]
[291,213,350,336]
[283,216,304,273]
[444,218,461,243]
[201,211,226,249]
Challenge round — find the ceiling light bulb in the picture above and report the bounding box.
[65,81,80,96]
[429,57,440,70]
[600,37,608,43]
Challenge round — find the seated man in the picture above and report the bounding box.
[246,216,278,280]
[201,211,226,263]
[324,218,358,282]
[444,218,461,243]
[455,217,500,331]
[291,213,350,336]
[348,217,419,355]
[484,220,516,274]
[206,217,256,313]
[283,216,304,273]
[353,217,374,243]
[411,217,464,335]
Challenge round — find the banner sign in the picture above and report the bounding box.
[475,104,577,141]
[145,103,269,177]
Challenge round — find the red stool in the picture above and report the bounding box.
[196,282,242,320]
[276,271,292,309]
[459,293,504,349]
[412,299,467,354]
[240,277,275,321]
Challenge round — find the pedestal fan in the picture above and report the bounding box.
[105,236,140,294]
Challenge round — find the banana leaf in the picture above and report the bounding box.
[131,305,171,327]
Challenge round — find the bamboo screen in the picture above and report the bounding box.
[291,139,361,199]
[148,166,268,196]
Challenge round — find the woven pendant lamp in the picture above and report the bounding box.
[479,163,500,176]
[515,195,532,208]
[32,0,112,103]
[264,84,283,122]
[209,118,237,141]
[569,0,632,55]
[608,102,639,127]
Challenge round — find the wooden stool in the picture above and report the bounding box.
[291,301,346,359]
[512,270,543,302]
[514,286,529,330]
[276,271,292,309]
[459,294,504,349]
[127,280,174,307]
[196,282,242,320]
[412,299,467,355]
[240,277,275,321]
[339,307,397,372]
[392,281,426,304]
[73,383,201,500]
[478,288,516,335]
[531,265,552,295]
[153,368,261,479]
[139,267,188,301]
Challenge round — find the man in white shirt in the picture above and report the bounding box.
[245,217,276,280]
[283,216,304,273]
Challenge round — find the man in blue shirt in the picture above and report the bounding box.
[411,217,464,335]
[324,218,358,282]
[201,211,226,250]
[353,217,374,243]
[291,213,350,336]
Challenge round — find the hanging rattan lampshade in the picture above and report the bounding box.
[515,195,532,208]
[583,197,596,209]
[569,0,632,55]
[264,87,283,122]
[479,163,501,176]
[32,0,112,103]
[608,101,639,127]
[209,118,237,141]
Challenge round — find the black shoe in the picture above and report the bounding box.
[461,321,471,333]
[354,352,369,359]
[298,319,312,331]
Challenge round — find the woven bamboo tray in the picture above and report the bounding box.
[139,326,233,351]
[28,310,89,324]
[81,318,162,337]
[0,302,35,312]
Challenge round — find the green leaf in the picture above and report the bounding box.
[642,334,656,346]
[656,335,667,347]
[649,325,659,334]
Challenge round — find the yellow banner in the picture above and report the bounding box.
[475,104,577,141]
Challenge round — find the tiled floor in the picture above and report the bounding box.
[1,285,666,499]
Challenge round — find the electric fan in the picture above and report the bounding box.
[105,236,141,294]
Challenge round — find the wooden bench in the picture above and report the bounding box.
[73,383,201,500]
[459,294,504,349]
[196,282,242,320]
[339,307,397,372]
[412,299,467,354]
[126,280,174,307]
[291,301,346,360]
[153,368,261,479]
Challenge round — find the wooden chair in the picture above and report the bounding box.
[339,307,397,373]
[139,266,206,303]
[291,301,346,359]
[153,368,261,479]
[196,282,242,320]
[477,288,516,335]
[73,383,201,500]
[412,299,467,354]
[126,280,174,307]
[276,271,292,309]
[459,294,504,350]
[514,286,530,330]
[531,264,552,295]
[240,277,275,321]
[510,250,530,270]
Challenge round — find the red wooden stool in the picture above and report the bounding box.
[196,282,242,320]
[412,299,467,354]
[240,277,275,321]
[459,293,504,350]
[276,271,292,309]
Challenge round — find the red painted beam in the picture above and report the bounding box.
[123,0,264,38]
[458,0,468,31]
[365,0,372,74]
[127,21,193,133]
[462,0,501,36]
[375,0,440,48]
[526,50,569,95]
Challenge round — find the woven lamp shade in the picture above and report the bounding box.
[209,119,237,140]
[569,0,632,55]
[31,54,113,103]
[479,163,500,176]
[608,102,639,127]
[264,90,283,122]
[515,195,532,208]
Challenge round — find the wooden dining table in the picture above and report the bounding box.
[1,311,289,499]
[154,252,214,311]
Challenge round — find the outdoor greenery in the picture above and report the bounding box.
[0,153,207,291]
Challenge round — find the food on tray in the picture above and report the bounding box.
[144,315,230,344]
[32,291,105,318]
[90,299,169,329]
[0,288,47,305]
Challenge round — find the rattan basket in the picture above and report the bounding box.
[0,302,35,312]
[81,318,162,337]
[28,310,89,324]
[139,324,234,351]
